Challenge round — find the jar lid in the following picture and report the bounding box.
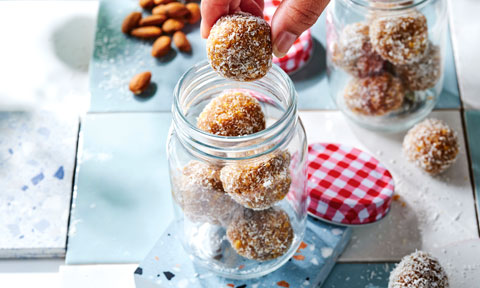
[307,143,395,226]
[264,0,313,74]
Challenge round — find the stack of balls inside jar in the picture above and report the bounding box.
[173,12,295,262]
[332,1,442,117]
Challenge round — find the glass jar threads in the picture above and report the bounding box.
[327,0,448,131]
[167,61,308,279]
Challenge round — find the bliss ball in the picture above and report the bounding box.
[207,12,273,81]
[367,0,414,19]
[403,118,459,175]
[197,90,266,136]
[344,72,405,116]
[173,161,240,226]
[389,251,449,288]
[332,22,385,78]
[226,208,294,261]
[220,151,291,210]
[396,44,442,91]
[370,11,429,65]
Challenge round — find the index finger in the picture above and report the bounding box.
[201,0,232,38]
[201,0,264,38]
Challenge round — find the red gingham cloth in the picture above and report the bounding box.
[264,0,313,74]
[307,143,395,225]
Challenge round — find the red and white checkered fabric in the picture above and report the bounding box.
[307,143,395,225]
[264,0,313,74]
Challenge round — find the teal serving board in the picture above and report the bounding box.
[323,263,396,287]
[134,218,352,287]
[88,1,459,112]
[66,113,174,264]
[464,110,480,226]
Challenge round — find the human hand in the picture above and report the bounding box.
[200,0,264,38]
[200,0,330,58]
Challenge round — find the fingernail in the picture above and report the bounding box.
[273,31,297,58]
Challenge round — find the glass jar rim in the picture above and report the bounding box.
[340,0,430,11]
[172,61,298,160]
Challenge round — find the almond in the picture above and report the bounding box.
[152,5,168,15]
[139,14,167,26]
[131,26,163,38]
[129,71,151,94]
[122,12,142,34]
[173,31,191,52]
[153,0,174,5]
[152,36,172,57]
[162,18,184,34]
[139,0,155,10]
[165,2,189,18]
[185,3,201,24]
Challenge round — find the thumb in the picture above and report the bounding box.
[271,0,329,57]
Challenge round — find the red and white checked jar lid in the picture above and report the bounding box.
[264,0,313,74]
[307,143,395,225]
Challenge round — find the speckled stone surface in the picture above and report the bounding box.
[0,112,79,258]
[88,1,459,112]
[134,217,351,288]
[66,112,174,264]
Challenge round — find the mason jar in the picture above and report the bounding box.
[167,61,308,279]
[327,0,448,131]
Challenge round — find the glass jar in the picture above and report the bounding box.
[167,61,308,279]
[327,0,447,132]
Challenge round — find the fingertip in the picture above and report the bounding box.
[200,0,230,39]
[239,0,264,18]
[201,20,210,39]
[272,46,286,58]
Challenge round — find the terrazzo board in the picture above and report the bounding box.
[66,113,174,264]
[0,112,79,258]
[134,218,351,288]
[300,110,478,261]
[88,1,460,112]
[464,110,480,225]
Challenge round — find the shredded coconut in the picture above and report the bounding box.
[370,12,429,65]
[332,22,385,77]
[172,161,241,226]
[226,208,293,261]
[207,12,272,81]
[389,251,449,288]
[403,118,459,175]
[344,72,405,116]
[197,90,266,136]
[396,43,442,91]
[220,151,291,210]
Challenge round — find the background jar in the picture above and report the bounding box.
[327,0,448,132]
[167,61,308,279]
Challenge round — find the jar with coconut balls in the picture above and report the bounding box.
[167,61,308,279]
[327,0,447,131]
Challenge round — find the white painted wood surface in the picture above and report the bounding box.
[448,0,480,109]
[300,110,479,261]
[0,1,97,112]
